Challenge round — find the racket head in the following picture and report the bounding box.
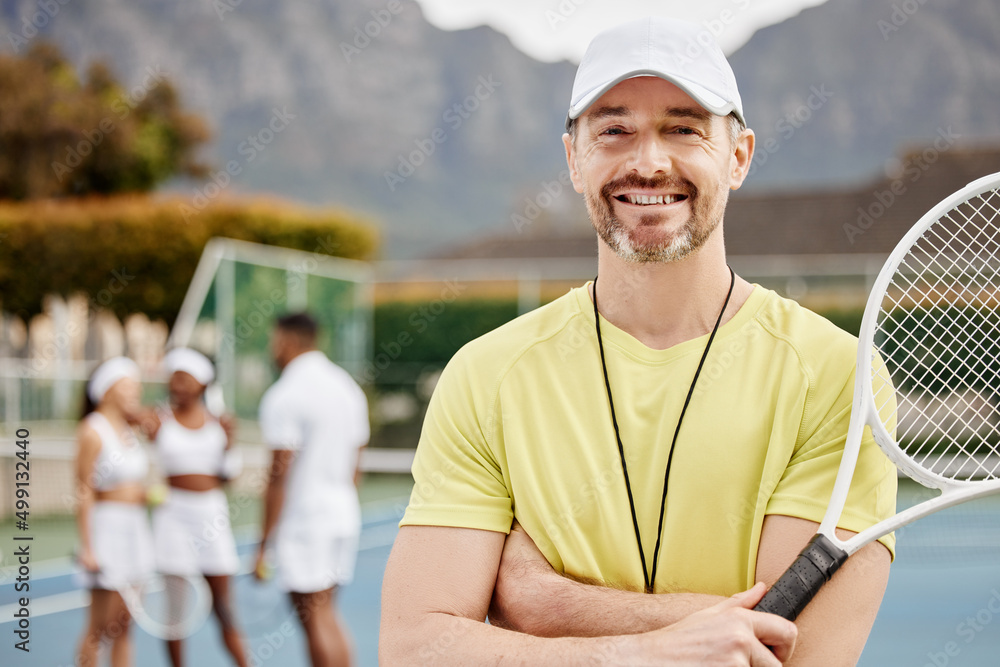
[122,573,213,640]
[857,172,1000,489]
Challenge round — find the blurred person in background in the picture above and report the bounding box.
[254,312,369,667]
[144,347,248,667]
[75,356,154,667]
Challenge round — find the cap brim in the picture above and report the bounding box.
[567,70,741,128]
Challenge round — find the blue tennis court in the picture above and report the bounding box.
[3,480,999,666]
[0,497,404,667]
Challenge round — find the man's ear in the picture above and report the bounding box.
[563,132,585,194]
[729,128,755,191]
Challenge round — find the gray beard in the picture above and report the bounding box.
[586,175,726,264]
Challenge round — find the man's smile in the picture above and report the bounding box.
[613,192,689,206]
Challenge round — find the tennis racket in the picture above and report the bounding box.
[754,171,1000,620]
[118,572,213,640]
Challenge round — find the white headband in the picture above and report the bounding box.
[88,357,141,404]
[163,348,215,386]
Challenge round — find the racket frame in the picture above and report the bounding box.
[754,172,1000,620]
[820,171,1000,557]
[118,572,214,641]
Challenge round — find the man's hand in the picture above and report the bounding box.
[382,525,797,666]
[253,547,272,582]
[77,548,100,574]
[629,583,797,666]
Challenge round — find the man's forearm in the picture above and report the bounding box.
[259,486,284,548]
[490,525,724,637]
[382,526,796,666]
[383,609,641,666]
[491,568,724,637]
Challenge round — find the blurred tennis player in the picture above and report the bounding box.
[255,313,369,667]
[146,348,247,667]
[75,356,154,667]
[381,16,896,666]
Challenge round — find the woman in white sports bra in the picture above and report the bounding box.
[146,348,248,667]
[75,356,154,667]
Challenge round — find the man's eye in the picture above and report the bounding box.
[602,127,625,136]
[674,127,697,135]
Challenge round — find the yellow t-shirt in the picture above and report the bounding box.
[401,284,897,595]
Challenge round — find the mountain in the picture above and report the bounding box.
[0,0,576,256]
[732,0,1000,190]
[2,0,999,256]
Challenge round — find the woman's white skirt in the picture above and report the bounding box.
[152,487,240,576]
[75,502,155,590]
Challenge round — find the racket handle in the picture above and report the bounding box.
[753,534,848,621]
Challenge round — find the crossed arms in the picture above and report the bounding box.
[379,515,890,666]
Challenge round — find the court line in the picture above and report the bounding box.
[0,497,408,622]
[1,589,88,619]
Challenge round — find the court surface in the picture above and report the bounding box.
[2,480,999,666]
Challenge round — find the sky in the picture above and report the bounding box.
[412,0,831,62]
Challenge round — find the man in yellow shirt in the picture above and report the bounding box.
[381,16,896,666]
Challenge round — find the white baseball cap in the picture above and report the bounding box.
[567,17,745,129]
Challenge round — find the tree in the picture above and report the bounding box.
[0,43,209,199]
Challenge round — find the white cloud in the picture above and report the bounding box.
[413,0,831,62]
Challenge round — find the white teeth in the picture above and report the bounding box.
[625,194,679,205]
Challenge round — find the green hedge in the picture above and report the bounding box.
[371,298,520,383]
[819,307,864,337]
[0,196,377,324]
[371,300,867,383]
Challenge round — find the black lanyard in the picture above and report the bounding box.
[593,266,735,592]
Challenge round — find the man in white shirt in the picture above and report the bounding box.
[256,312,370,667]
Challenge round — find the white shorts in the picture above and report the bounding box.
[152,488,240,576]
[275,521,359,593]
[75,502,155,590]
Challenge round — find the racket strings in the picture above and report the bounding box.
[873,188,1000,482]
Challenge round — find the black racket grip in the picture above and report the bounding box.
[753,534,848,621]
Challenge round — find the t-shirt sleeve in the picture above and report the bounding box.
[400,348,513,534]
[353,383,371,448]
[765,352,898,559]
[259,387,304,451]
